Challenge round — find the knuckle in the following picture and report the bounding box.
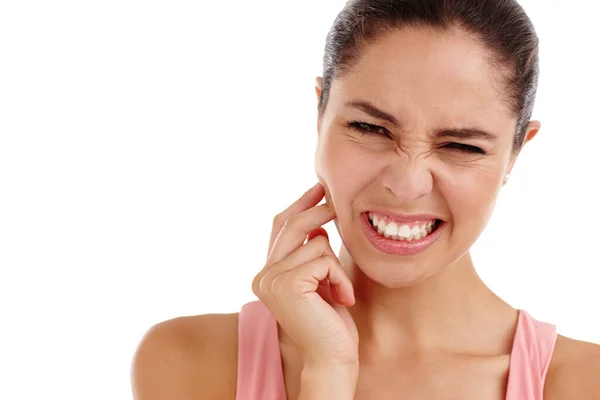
[273,213,285,227]
[319,254,331,264]
[252,267,272,296]
[321,254,337,268]
[251,273,263,296]
[277,270,307,297]
[270,272,288,296]
[274,212,294,230]
[258,266,279,293]
[281,215,295,229]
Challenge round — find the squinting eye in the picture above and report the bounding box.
[345,120,391,138]
[343,122,486,155]
[443,142,486,155]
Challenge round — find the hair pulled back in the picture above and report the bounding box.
[319,0,539,151]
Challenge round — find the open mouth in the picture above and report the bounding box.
[367,212,444,242]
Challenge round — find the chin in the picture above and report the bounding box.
[337,228,444,288]
[349,246,447,288]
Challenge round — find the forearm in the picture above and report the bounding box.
[298,364,359,400]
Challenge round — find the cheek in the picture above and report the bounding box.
[315,136,381,214]
[440,168,501,225]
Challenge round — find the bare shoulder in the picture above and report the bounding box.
[544,334,600,400]
[131,312,239,400]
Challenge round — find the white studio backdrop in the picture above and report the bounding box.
[0,1,598,399]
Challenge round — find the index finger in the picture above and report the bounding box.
[267,202,336,264]
[267,183,324,254]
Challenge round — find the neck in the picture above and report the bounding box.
[338,245,518,363]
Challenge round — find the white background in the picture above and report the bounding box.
[1,0,599,399]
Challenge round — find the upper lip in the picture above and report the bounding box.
[365,209,445,222]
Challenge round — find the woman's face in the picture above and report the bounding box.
[315,26,539,287]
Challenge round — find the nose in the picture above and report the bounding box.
[381,153,433,202]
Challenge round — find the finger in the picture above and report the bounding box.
[268,183,324,256]
[263,235,335,279]
[330,283,341,305]
[316,280,339,306]
[306,227,328,242]
[324,262,355,307]
[255,207,332,298]
[256,235,335,292]
[276,255,355,307]
[267,203,336,264]
[316,280,334,304]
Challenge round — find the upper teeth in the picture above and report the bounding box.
[368,212,436,241]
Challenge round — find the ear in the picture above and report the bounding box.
[315,77,323,135]
[522,120,541,147]
[505,120,542,177]
[315,76,323,101]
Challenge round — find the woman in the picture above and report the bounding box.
[131,0,600,398]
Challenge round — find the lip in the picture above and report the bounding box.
[366,209,445,223]
[360,212,446,256]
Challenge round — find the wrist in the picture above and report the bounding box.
[299,363,359,400]
[302,362,359,376]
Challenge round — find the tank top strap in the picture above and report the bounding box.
[236,301,287,400]
[505,310,558,400]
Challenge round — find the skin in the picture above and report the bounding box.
[131,26,600,399]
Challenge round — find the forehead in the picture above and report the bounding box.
[329,26,515,132]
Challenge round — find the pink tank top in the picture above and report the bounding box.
[236,301,557,400]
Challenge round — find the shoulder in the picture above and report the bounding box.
[544,334,600,400]
[131,312,239,400]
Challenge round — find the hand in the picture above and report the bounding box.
[252,183,359,367]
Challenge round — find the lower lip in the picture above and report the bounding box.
[360,213,446,256]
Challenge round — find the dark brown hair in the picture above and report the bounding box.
[319,0,539,151]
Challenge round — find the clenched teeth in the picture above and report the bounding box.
[368,212,440,241]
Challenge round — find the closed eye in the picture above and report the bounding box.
[443,142,486,155]
[345,121,486,155]
[345,120,391,138]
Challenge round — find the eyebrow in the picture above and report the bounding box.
[345,100,402,127]
[345,100,497,142]
[434,127,497,141]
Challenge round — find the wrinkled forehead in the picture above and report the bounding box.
[327,27,516,135]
